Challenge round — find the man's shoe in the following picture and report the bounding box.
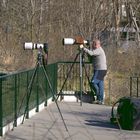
[93,100,99,104]
[98,101,104,105]
[93,100,105,105]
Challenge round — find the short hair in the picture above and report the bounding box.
[93,39,101,45]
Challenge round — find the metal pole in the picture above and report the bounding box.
[109,78,111,105]
[130,77,132,97]
[36,68,39,112]
[79,48,83,106]
[137,77,139,97]
[14,75,17,127]
[0,78,3,136]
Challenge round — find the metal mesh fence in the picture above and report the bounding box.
[57,62,93,93]
[0,64,57,136]
[105,77,130,105]
[0,62,139,136]
[57,62,140,105]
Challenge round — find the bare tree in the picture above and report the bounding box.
[0,0,139,73]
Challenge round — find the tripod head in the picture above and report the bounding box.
[37,48,44,65]
[37,48,48,66]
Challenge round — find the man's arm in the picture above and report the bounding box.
[83,48,100,56]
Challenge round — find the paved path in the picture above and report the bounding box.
[0,101,140,140]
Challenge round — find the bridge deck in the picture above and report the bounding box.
[1,101,140,140]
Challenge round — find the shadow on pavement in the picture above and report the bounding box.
[85,119,119,129]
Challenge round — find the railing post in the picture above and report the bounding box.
[14,75,17,127]
[44,65,48,106]
[0,78,3,136]
[26,71,29,119]
[108,78,111,105]
[54,63,58,94]
[36,68,39,112]
[137,77,139,97]
[130,77,132,97]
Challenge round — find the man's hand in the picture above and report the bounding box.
[80,44,84,49]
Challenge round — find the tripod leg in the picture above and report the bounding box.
[41,65,68,131]
[22,62,40,124]
[79,50,83,106]
[56,52,80,100]
[83,63,96,100]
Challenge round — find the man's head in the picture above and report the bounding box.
[92,39,101,49]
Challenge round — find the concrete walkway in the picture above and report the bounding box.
[0,101,140,140]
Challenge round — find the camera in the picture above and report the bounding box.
[63,36,89,45]
[24,42,48,53]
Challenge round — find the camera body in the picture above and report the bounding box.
[63,36,89,45]
[24,42,44,49]
[24,42,48,53]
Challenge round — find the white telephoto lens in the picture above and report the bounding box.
[24,42,34,49]
[63,38,75,45]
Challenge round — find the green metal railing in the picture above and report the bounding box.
[57,61,93,93]
[130,77,139,97]
[56,61,95,106]
[0,61,93,136]
[0,63,57,136]
[0,61,139,136]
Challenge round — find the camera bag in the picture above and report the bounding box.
[111,97,140,130]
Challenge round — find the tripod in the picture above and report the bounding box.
[21,49,68,131]
[57,46,96,106]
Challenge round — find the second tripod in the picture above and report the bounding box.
[21,48,68,131]
[57,47,96,106]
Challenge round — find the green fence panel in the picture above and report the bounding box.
[57,61,93,92]
[45,63,58,100]
[0,63,58,136]
[2,75,15,126]
[0,61,139,136]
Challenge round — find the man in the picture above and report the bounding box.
[81,39,107,104]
